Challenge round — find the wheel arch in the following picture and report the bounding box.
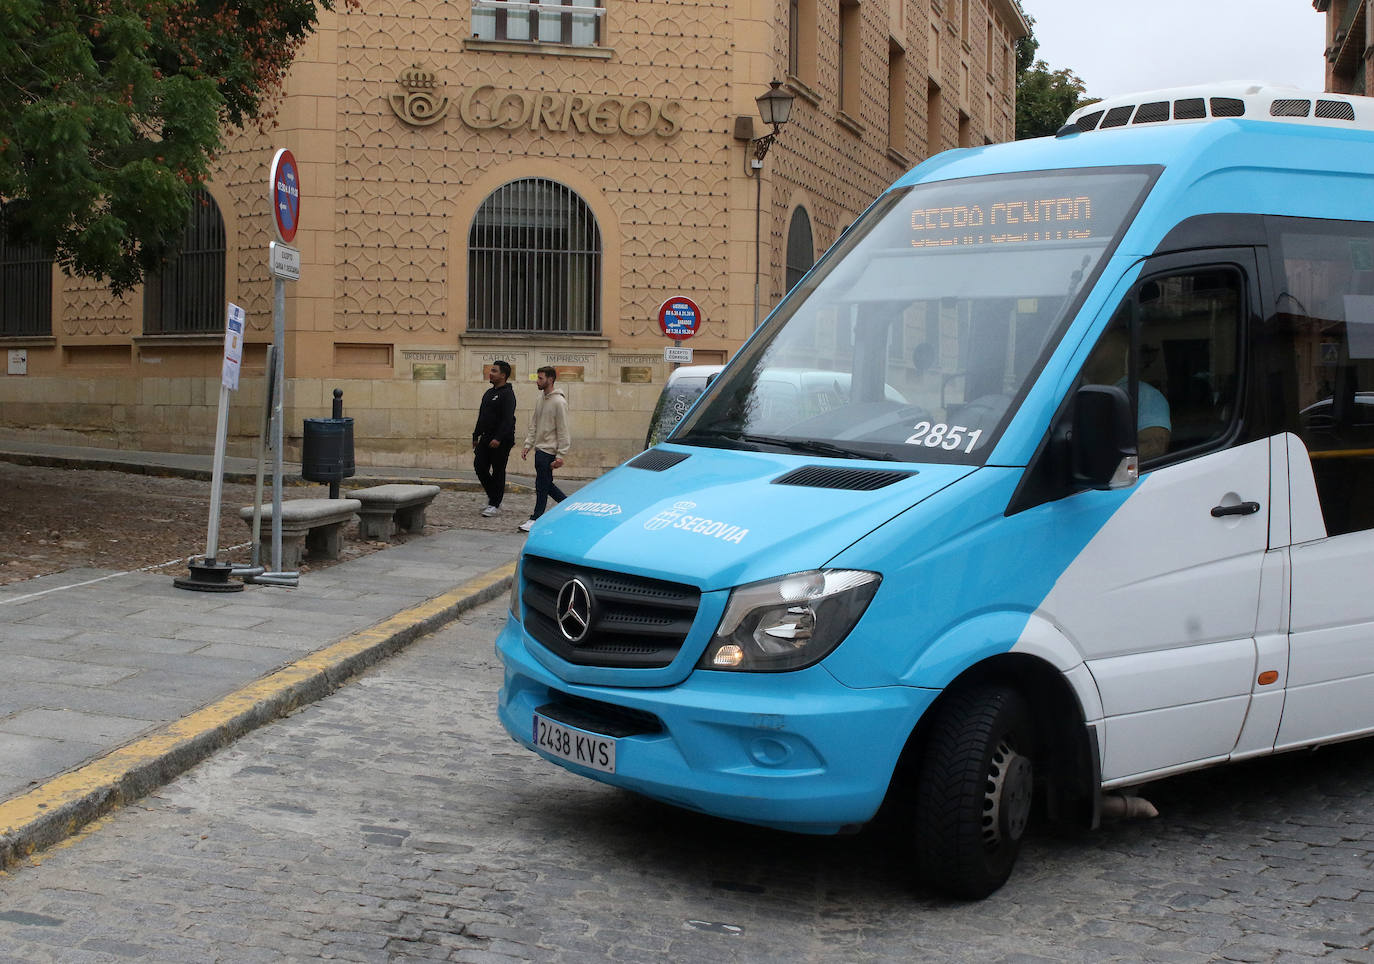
[891,652,1102,831]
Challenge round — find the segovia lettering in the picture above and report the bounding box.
[644,503,748,543]
[673,513,749,544]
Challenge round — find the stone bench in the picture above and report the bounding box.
[346,484,441,541]
[238,498,361,570]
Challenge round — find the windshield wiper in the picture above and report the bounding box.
[677,429,895,461]
[739,434,896,461]
[673,429,756,450]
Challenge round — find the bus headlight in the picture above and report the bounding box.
[699,570,881,672]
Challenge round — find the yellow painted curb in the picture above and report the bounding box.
[0,561,516,870]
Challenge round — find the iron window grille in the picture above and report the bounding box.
[471,0,603,46]
[785,206,815,295]
[468,178,602,334]
[143,189,226,335]
[0,203,53,337]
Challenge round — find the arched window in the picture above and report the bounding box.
[785,206,814,295]
[0,202,52,337]
[469,179,599,333]
[144,188,226,334]
[468,178,601,334]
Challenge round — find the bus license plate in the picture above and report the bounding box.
[532,712,617,774]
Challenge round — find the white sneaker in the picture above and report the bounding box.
[518,519,534,532]
[481,505,500,517]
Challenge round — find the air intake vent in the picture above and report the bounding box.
[772,466,916,491]
[628,449,690,471]
[1270,98,1311,118]
[521,556,700,669]
[1316,99,1356,121]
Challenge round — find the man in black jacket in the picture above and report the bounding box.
[472,360,517,517]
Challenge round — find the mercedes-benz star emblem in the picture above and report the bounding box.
[556,578,593,643]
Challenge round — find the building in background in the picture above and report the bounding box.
[1318,0,1370,94]
[0,0,1028,472]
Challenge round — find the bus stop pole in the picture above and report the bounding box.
[270,274,286,577]
[258,280,298,587]
[204,380,231,562]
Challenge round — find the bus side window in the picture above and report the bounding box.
[1269,220,1374,537]
[1081,268,1243,464]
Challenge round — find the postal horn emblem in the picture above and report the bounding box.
[556,578,593,643]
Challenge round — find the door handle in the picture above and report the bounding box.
[1211,501,1261,518]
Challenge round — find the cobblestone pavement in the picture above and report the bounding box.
[1,598,1371,963]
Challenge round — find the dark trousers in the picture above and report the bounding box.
[474,442,513,507]
[532,448,568,519]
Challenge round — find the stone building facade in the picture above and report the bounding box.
[0,0,1027,473]
[1318,0,1371,94]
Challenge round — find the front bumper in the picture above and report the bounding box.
[496,612,938,834]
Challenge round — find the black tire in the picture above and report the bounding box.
[913,685,1035,899]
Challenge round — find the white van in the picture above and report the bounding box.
[643,365,724,448]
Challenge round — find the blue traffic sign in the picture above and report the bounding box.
[658,296,701,340]
[270,149,300,244]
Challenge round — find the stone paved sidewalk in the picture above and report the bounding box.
[0,444,532,875]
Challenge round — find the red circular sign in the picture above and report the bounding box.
[658,296,702,340]
[269,148,301,244]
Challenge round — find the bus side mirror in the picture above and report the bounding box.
[1071,385,1138,490]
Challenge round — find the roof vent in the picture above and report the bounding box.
[1316,99,1357,121]
[1074,109,1104,132]
[1173,98,1206,120]
[1209,97,1245,117]
[1132,101,1170,124]
[1100,105,1133,129]
[1063,84,1370,134]
[1270,98,1311,118]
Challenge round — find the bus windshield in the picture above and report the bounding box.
[674,167,1158,464]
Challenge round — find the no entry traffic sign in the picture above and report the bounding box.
[269,148,300,244]
[658,296,701,340]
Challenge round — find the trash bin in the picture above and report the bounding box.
[301,417,355,485]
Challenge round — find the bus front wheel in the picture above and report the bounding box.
[913,685,1034,899]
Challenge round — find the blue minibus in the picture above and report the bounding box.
[497,84,1374,897]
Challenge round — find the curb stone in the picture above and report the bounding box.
[0,450,536,492]
[0,562,516,871]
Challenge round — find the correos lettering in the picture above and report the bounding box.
[458,86,683,138]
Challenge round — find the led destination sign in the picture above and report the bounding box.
[910,194,1097,248]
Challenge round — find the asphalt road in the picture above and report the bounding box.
[1,598,1371,962]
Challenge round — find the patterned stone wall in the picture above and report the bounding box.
[0,0,1026,471]
[331,0,736,344]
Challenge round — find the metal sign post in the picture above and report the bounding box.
[233,343,274,582]
[259,274,297,586]
[258,148,302,588]
[174,304,248,592]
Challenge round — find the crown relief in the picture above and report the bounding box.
[390,64,450,127]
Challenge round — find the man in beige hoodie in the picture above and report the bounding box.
[518,366,571,532]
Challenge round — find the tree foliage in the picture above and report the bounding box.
[0,0,348,294]
[1014,15,1093,140]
